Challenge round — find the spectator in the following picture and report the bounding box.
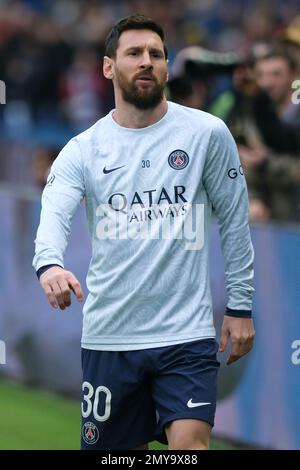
[254,49,300,125]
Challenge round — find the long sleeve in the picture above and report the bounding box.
[203,119,254,313]
[32,138,85,272]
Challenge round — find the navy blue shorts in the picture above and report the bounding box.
[81,339,220,450]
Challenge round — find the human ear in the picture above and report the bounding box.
[103,56,114,80]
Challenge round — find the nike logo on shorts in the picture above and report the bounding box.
[103,165,126,174]
[187,399,211,408]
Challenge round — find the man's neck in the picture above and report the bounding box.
[112,97,168,129]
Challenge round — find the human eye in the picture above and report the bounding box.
[151,51,163,59]
[127,50,139,56]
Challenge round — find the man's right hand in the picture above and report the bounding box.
[39,266,84,310]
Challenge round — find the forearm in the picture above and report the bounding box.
[33,138,85,273]
[218,196,254,313]
[33,193,77,271]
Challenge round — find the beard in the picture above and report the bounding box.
[115,66,167,110]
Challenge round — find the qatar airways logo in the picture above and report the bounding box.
[95,185,204,250]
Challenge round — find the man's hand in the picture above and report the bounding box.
[219,316,255,365]
[39,266,84,310]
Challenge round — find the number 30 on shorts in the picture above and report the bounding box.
[81,381,112,422]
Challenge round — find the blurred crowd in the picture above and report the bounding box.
[0,0,300,222]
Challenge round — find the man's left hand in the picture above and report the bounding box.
[219,316,255,365]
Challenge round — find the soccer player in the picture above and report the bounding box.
[33,14,255,450]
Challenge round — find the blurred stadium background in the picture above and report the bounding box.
[1,0,300,450]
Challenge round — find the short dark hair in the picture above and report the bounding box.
[105,14,168,60]
[255,48,297,72]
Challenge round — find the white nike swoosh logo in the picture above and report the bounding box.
[187,399,211,408]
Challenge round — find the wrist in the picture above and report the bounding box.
[36,264,63,280]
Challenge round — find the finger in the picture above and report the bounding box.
[247,335,255,350]
[239,335,254,355]
[241,338,254,356]
[227,354,240,365]
[57,279,72,307]
[226,339,242,365]
[42,283,58,309]
[227,340,250,365]
[219,330,229,352]
[51,281,66,310]
[67,274,84,302]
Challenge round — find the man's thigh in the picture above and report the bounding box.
[152,338,220,446]
[81,348,156,450]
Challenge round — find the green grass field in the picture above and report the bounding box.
[0,380,237,450]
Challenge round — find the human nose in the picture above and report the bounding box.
[139,52,153,69]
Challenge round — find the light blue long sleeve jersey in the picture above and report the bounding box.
[33,101,254,351]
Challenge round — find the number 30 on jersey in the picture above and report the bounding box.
[81,381,111,422]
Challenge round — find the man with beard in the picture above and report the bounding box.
[33,15,255,450]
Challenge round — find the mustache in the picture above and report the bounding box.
[134,72,157,81]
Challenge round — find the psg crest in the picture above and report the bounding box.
[82,421,99,445]
[168,150,189,170]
